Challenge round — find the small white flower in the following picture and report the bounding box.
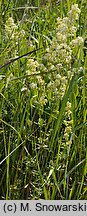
[70,36,84,47]
[39,96,47,106]
[5,17,17,38]
[21,87,28,92]
[68,4,81,21]
[30,83,37,89]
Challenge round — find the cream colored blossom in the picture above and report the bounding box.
[26,59,39,74]
[5,17,17,39]
[70,36,84,47]
[30,83,37,90]
[36,76,45,86]
[39,96,47,106]
[68,4,81,21]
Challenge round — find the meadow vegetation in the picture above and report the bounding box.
[0,0,87,199]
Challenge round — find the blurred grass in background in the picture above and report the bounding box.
[0,0,87,199]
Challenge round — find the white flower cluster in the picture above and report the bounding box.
[67,4,81,22]
[42,4,83,99]
[22,58,47,106]
[5,17,26,42]
[45,4,83,69]
[27,59,39,74]
[5,17,17,39]
[23,4,83,113]
[70,36,84,47]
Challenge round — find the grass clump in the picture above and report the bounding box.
[0,1,87,200]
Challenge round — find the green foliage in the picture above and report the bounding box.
[0,0,87,200]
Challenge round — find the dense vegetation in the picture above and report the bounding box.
[0,0,87,199]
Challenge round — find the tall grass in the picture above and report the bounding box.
[0,0,87,199]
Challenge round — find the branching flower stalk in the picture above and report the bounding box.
[21,4,84,146]
[4,4,84,147]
